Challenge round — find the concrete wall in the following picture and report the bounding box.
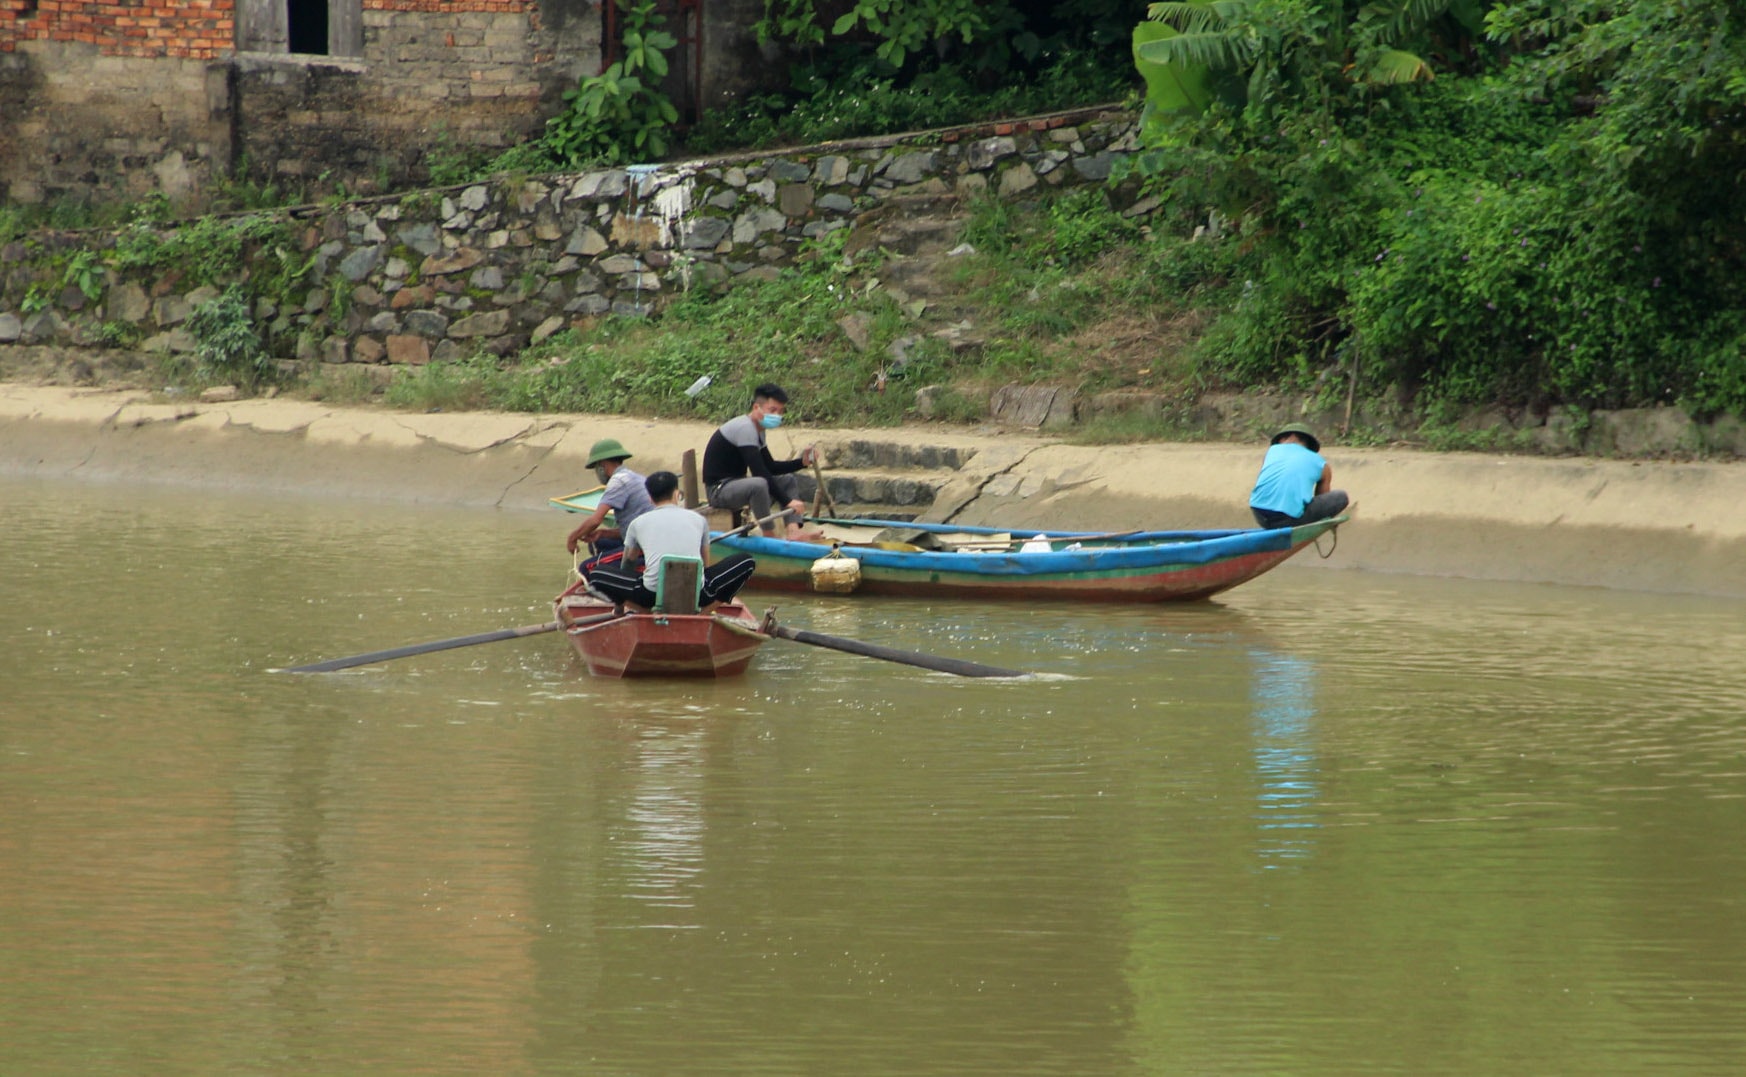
[0,43,232,206]
[697,0,777,111]
[231,1,601,192]
[0,0,602,207]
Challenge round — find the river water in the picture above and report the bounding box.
[4,476,1745,1075]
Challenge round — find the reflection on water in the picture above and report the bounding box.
[618,721,708,918]
[4,476,1746,1075]
[1250,649,1318,867]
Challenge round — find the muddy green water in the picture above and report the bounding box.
[4,476,1746,1076]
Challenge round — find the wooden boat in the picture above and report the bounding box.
[707,513,1352,602]
[552,577,768,678]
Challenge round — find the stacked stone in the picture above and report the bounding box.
[0,107,1143,362]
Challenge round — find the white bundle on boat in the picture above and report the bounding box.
[809,548,863,593]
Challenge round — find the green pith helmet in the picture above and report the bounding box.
[1270,423,1322,454]
[586,437,632,467]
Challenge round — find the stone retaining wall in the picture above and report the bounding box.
[0,106,1142,369]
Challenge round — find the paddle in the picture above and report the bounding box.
[279,612,618,674]
[710,509,792,543]
[753,609,1028,679]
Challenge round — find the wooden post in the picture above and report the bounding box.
[681,449,700,508]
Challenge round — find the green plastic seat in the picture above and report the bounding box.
[653,555,704,614]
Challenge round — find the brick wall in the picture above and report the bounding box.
[0,0,235,58]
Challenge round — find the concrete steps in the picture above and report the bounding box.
[798,467,943,512]
[779,435,982,516]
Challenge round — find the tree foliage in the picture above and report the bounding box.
[1128,0,1746,419]
[543,0,681,166]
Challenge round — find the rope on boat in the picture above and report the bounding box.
[1314,525,1339,559]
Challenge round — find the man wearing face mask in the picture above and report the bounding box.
[701,383,824,541]
[566,437,657,576]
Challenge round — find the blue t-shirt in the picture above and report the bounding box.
[1249,442,1326,515]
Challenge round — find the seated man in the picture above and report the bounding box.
[701,381,824,540]
[1248,423,1350,528]
[585,471,758,611]
[566,437,655,577]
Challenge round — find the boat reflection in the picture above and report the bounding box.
[1249,648,1320,867]
[612,720,709,919]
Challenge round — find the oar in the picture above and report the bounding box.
[279,612,618,674]
[756,609,1027,679]
[710,509,797,543]
[810,456,840,518]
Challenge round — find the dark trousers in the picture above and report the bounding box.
[578,536,625,577]
[587,552,758,609]
[1252,490,1349,529]
[707,474,803,531]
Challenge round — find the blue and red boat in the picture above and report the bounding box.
[705,514,1351,602]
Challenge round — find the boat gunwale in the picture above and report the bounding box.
[711,515,1346,577]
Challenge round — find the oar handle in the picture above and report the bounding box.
[709,509,794,543]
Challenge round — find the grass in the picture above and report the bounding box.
[7,149,1562,450]
[353,186,1227,429]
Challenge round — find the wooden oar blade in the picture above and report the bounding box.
[280,620,562,674]
[769,623,1027,679]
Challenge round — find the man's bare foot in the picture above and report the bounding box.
[786,525,826,542]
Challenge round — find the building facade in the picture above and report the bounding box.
[0,0,769,208]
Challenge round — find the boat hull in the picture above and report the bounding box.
[554,584,767,678]
[711,516,1347,602]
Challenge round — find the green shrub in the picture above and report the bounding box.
[543,0,679,166]
[301,365,386,405]
[383,354,502,412]
[185,286,276,389]
[113,213,308,294]
[97,320,143,349]
[683,47,1131,154]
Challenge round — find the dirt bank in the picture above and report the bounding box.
[5,383,1744,598]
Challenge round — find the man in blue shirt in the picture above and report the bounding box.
[1249,423,1349,528]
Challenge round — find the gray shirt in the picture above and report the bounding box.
[623,504,710,589]
[600,466,656,531]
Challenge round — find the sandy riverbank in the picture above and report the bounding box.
[4,382,1744,598]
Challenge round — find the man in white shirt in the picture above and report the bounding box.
[585,471,758,611]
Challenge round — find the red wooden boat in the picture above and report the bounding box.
[553,577,769,678]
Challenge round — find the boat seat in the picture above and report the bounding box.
[653,556,704,615]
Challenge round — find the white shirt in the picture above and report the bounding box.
[623,504,710,589]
